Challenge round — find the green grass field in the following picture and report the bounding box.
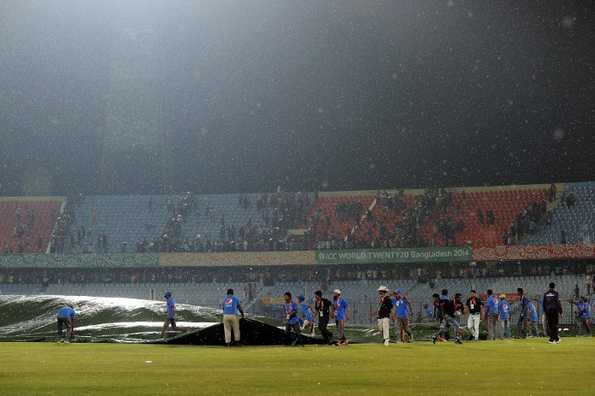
[1,339,594,396]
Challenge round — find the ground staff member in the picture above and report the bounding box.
[332,289,348,345]
[394,289,413,343]
[528,300,540,337]
[161,291,177,338]
[284,292,302,346]
[56,304,75,343]
[465,289,483,341]
[498,294,511,339]
[485,289,499,340]
[543,283,562,344]
[314,290,333,344]
[517,288,530,338]
[298,295,315,336]
[377,286,393,346]
[576,297,592,335]
[222,288,244,346]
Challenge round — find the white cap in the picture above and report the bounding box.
[333,289,342,295]
[377,286,389,292]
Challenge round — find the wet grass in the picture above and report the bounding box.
[1,338,594,395]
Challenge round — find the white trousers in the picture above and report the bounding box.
[378,317,390,340]
[467,313,481,340]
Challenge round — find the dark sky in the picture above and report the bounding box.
[0,0,593,195]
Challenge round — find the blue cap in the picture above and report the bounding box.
[298,295,305,302]
[164,291,172,298]
[396,288,402,294]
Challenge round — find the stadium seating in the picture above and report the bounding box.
[70,195,169,252]
[524,182,595,245]
[181,193,266,241]
[434,187,548,247]
[307,185,551,248]
[0,197,64,253]
[307,194,376,245]
[0,181,592,253]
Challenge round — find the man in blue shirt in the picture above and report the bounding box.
[222,288,244,346]
[485,289,499,340]
[161,291,177,338]
[517,287,530,338]
[332,289,348,345]
[393,289,413,343]
[527,300,540,337]
[56,304,75,343]
[498,294,511,339]
[298,295,315,336]
[284,292,302,346]
[575,297,592,335]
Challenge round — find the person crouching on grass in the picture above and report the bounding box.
[284,292,302,346]
[161,291,177,338]
[222,288,244,347]
[332,289,349,345]
[56,304,75,343]
[377,286,393,346]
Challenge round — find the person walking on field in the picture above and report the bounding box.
[432,289,463,344]
[465,289,483,341]
[527,300,540,337]
[485,289,499,341]
[377,286,393,346]
[498,294,511,339]
[575,297,592,335]
[298,295,315,336]
[543,283,563,344]
[393,289,413,343]
[517,287,530,338]
[161,291,177,338]
[313,290,333,344]
[222,289,244,346]
[332,289,348,345]
[283,292,302,346]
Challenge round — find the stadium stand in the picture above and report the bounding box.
[524,181,595,245]
[0,182,592,253]
[182,193,264,241]
[69,195,170,253]
[308,185,553,249]
[0,197,64,254]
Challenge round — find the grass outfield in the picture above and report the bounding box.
[1,339,595,396]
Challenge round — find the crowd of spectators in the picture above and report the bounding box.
[2,207,45,254]
[503,200,548,245]
[310,188,462,250]
[135,191,312,253]
[53,194,110,254]
[255,190,312,230]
